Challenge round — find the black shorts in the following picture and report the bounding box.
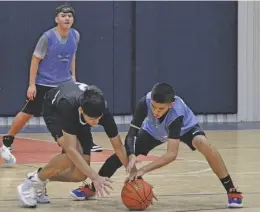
[22,84,53,116]
[131,125,206,156]
[42,96,93,155]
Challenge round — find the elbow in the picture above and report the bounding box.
[168,153,177,162]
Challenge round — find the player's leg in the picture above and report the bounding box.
[3,85,51,151]
[25,138,90,204]
[99,129,162,178]
[49,131,94,184]
[70,129,162,200]
[17,97,69,206]
[181,125,243,208]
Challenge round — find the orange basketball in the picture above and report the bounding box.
[121,179,153,211]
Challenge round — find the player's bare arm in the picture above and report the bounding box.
[100,111,130,171]
[126,138,180,181]
[27,56,41,100]
[110,134,129,168]
[71,55,76,81]
[71,30,79,82]
[62,131,113,196]
[61,131,99,180]
[27,34,47,100]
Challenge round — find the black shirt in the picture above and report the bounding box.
[47,82,118,138]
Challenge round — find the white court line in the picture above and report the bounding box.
[4,136,259,180]
[1,171,259,182]
[15,136,54,143]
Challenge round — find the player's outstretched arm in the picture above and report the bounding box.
[126,139,180,181]
[61,131,113,196]
[110,134,129,168]
[60,131,99,180]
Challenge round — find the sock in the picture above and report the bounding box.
[3,135,14,147]
[98,153,123,178]
[220,175,235,192]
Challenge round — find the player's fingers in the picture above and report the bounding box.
[96,190,100,198]
[124,177,129,184]
[105,177,113,183]
[153,194,158,201]
[33,90,37,98]
[128,175,135,182]
[98,188,104,197]
[30,91,35,100]
[103,186,110,196]
[126,165,132,174]
[104,181,113,190]
[27,91,32,100]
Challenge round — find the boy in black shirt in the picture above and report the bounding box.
[17,81,129,208]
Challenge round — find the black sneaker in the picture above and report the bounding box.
[3,135,14,152]
[91,144,103,152]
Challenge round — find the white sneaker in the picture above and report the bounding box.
[27,171,50,204]
[0,145,16,165]
[17,178,37,207]
[17,173,45,207]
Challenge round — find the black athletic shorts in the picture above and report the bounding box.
[42,94,93,155]
[130,125,206,156]
[22,84,53,116]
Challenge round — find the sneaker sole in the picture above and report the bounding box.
[17,184,37,208]
[91,148,103,152]
[37,199,50,204]
[70,191,97,201]
[228,203,243,208]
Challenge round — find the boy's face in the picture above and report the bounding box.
[79,108,103,126]
[55,12,74,29]
[150,100,173,119]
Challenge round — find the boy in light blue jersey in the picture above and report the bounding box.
[71,82,243,208]
[2,4,103,163]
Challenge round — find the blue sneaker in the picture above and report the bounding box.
[227,188,243,208]
[70,182,96,201]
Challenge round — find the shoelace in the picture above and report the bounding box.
[37,186,48,197]
[229,187,242,194]
[79,181,92,190]
[228,188,243,198]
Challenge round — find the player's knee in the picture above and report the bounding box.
[192,135,213,154]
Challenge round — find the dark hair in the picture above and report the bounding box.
[80,86,105,118]
[151,83,175,103]
[56,4,75,17]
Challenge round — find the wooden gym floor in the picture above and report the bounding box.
[0,126,259,212]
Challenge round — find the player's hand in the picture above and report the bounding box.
[148,184,158,204]
[126,154,137,174]
[92,176,113,197]
[125,168,145,183]
[27,84,37,100]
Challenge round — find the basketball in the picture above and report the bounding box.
[121,179,153,211]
